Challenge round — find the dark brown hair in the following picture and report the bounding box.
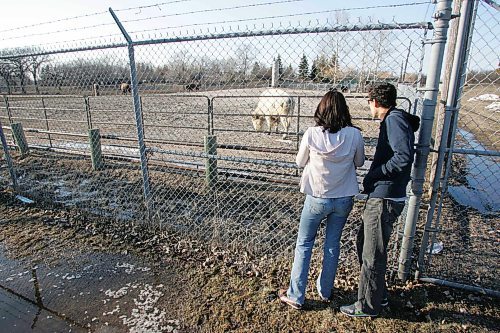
[367,82,397,108]
[314,90,355,133]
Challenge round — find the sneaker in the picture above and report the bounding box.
[318,290,334,302]
[340,304,377,318]
[278,289,302,310]
[381,297,389,307]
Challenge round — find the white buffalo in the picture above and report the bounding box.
[251,88,295,139]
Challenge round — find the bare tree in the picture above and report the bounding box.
[5,48,32,94]
[26,48,50,94]
[170,50,191,83]
[234,43,256,80]
[0,60,15,94]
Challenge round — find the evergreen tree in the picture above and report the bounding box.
[251,62,261,77]
[284,64,294,79]
[298,54,309,79]
[309,61,318,81]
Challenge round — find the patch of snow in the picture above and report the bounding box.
[468,94,499,101]
[105,286,130,299]
[121,283,177,333]
[116,262,151,274]
[485,102,500,111]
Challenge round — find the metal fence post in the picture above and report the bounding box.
[85,96,93,130]
[427,0,462,197]
[109,8,153,215]
[0,118,18,192]
[416,0,476,280]
[398,0,453,281]
[271,58,279,87]
[3,96,15,143]
[41,97,53,148]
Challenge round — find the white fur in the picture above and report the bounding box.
[251,88,295,139]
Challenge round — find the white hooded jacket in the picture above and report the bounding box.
[296,126,365,198]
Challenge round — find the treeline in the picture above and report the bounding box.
[0,46,425,94]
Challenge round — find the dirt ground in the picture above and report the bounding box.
[1,189,498,333]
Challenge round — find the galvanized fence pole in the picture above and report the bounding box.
[3,96,15,143]
[398,0,453,281]
[41,97,53,148]
[416,0,476,280]
[109,8,153,216]
[85,96,92,130]
[271,58,279,88]
[427,0,462,197]
[0,117,18,192]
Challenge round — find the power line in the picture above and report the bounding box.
[114,0,194,13]
[0,0,193,34]
[120,0,305,24]
[0,11,108,34]
[0,0,304,42]
[0,22,118,43]
[422,0,433,21]
[0,1,431,44]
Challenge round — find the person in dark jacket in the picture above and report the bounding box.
[340,83,420,317]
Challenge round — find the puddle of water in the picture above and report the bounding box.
[448,129,500,214]
[0,246,180,332]
[0,287,85,333]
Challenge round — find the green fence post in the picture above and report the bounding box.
[204,135,217,189]
[89,128,103,170]
[11,123,29,156]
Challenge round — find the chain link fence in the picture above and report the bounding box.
[419,0,499,293]
[0,17,430,279]
[7,1,498,295]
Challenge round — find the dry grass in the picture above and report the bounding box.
[458,84,499,151]
[1,190,499,333]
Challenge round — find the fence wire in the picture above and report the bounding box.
[421,0,499,292]
[0,19,431,280]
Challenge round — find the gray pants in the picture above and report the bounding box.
[355,198,405,315]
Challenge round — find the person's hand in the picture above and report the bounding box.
[362,175,374,194]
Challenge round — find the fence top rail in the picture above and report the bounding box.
[0,43,128,60]
[3,94,85,99]
[130,22,433,47]
[451,148,500,157]
[139,94,211,101]
[211,95,413,112]
[0,21,432,59]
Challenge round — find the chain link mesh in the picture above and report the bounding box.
[0,20,429,276]
[423,1,499,291]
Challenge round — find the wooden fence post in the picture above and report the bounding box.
[204,135,217,189]
[11,123,29,156]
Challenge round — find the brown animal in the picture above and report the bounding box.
[120,83,131,94]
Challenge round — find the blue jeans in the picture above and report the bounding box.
[287,194,354,305]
